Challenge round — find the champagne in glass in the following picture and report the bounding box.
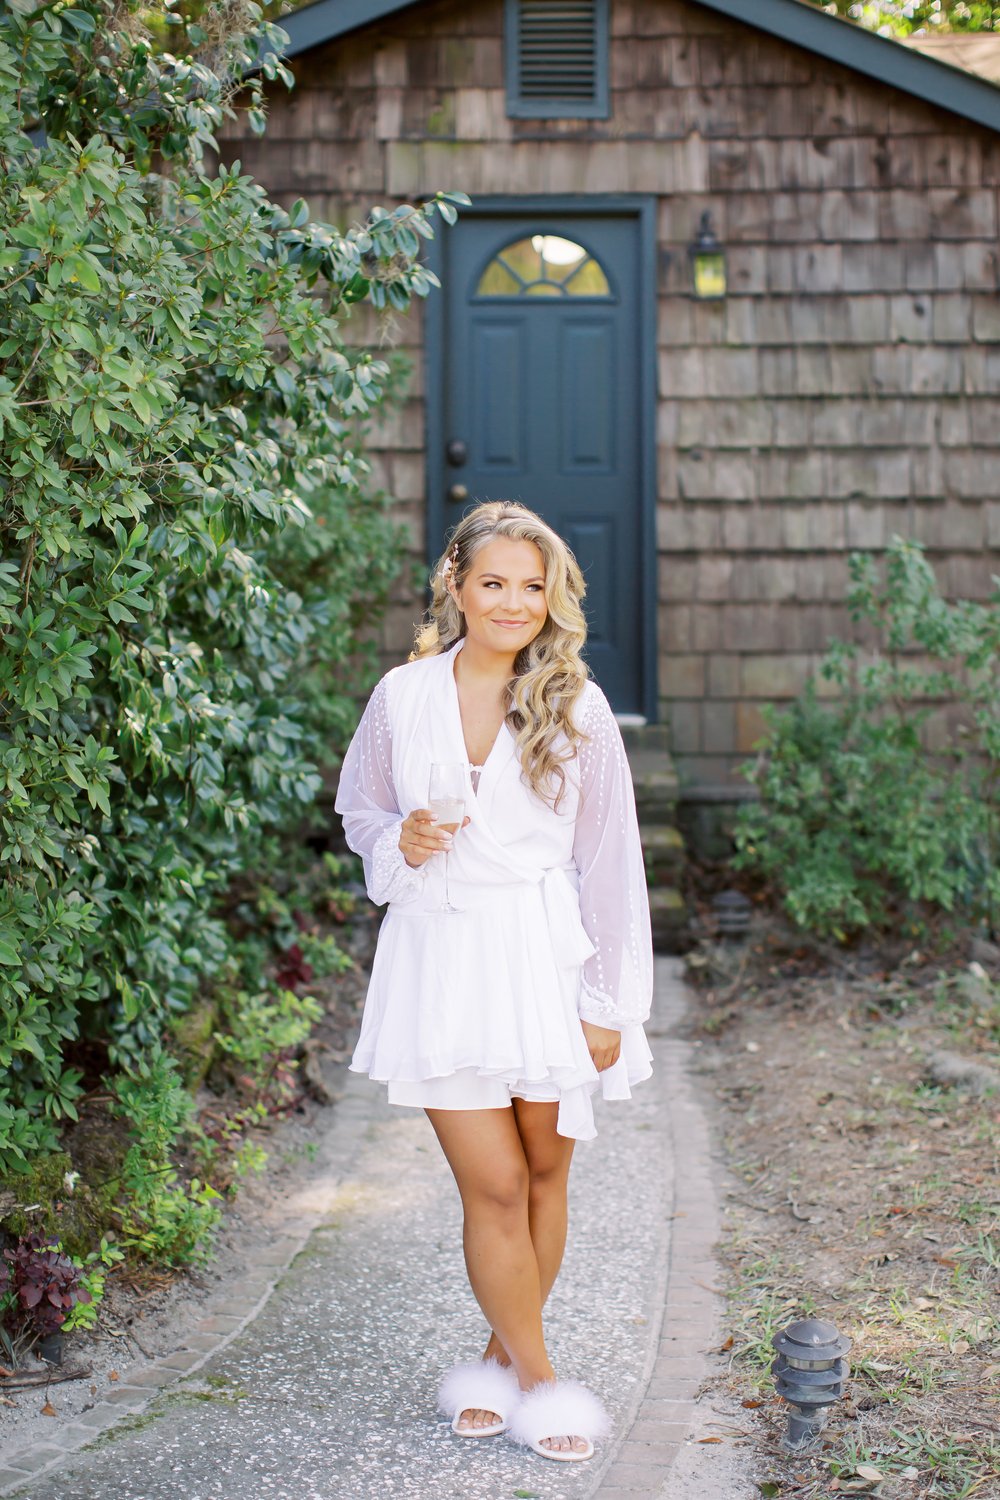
[428,762,467,914]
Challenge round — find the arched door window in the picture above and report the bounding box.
[475,233,612,298]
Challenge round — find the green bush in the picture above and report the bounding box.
[734,538,1000,941]
[0,0,467,1236]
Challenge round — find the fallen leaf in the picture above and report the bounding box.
[718,1334,734,1351]
[952,1339,971,1354]
[108,1370,119,1381]
[697,1436,724,1443]
[758,1485,781,1499]
[0,1367,11,1378]
[981,1363,1000,1380]
[41,1400,56,1417]
[856,1465,885,1483]
[742,1397,766,1408]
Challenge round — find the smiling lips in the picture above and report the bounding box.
[492,619,529,628]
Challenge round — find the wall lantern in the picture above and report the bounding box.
[689,211,727,299]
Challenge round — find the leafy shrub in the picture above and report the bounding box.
[109,1045,222,1265]
[0,0,466,1223]
[734,538,1000,941]
[62,1234,124,1334]
[0,1233,92,1360]
[0,2,464,1194]
[213,987,322,1101]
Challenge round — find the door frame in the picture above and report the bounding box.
[423,195,659,724]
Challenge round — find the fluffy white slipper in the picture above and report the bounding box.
[437,1357,521,1438]
[508,1378,611,1462]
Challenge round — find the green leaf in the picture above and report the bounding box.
[68,254,102,292]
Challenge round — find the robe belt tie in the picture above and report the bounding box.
[538,866,596,970]
[387,863,595,972]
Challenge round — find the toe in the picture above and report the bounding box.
[539,1433,589,1454]
[458,1406,500,1431]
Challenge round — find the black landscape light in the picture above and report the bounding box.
[712,889,752,939]
[689,211,727,299]
[771,1318,851,1451]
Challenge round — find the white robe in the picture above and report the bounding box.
[334,639,654,1140]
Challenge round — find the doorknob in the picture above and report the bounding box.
[446,439,467,467]
[447,484,469,505]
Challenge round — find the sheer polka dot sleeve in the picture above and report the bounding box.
[572,685,654,1030]
[334,675,426,906]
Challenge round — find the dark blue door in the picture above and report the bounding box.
[438,213,646,715]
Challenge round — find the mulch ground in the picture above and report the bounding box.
[679,867,1000,1500]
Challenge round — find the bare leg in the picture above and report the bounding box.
[426,1105,555,1434]
[428,1100,586,1455]
[483,1097,574,1363]
[482,1099,585,1456]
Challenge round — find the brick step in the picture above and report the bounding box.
[648,886,687,953]
[631,767,680,825]
[619,723,672,753]
[640,823,686,881]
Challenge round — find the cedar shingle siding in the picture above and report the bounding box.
[219,0,1000,790]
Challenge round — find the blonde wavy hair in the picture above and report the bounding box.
[411,501,590,808]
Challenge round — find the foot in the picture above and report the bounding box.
[538,1433,591,1456]
[456,1341,510,1431]
[508,1376,610,1463]
[480,1343,590,1454]
[438,1357,520,1439]
[456,1405,504,1433]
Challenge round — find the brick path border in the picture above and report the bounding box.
[590,956,724,1498]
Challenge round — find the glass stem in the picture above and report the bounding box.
[443,848,451,909]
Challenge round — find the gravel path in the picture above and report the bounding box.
[10,958,750,1500]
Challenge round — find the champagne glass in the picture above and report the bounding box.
[428,762,467,914]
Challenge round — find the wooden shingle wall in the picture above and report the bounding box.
[218,0,1000,789]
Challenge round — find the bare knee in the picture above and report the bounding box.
[526,1159,570,1201]
[462,1162,530,1217]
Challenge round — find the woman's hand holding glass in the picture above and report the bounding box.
[399,808,470,869]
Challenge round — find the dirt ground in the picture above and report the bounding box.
[681,871,1000,1500]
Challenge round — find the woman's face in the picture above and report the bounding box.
[451,537,549,656]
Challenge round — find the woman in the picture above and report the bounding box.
[335,500,653,1463]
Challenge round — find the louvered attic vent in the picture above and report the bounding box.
[505,0,609,119]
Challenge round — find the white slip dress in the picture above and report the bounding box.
[334,640,654,1142]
